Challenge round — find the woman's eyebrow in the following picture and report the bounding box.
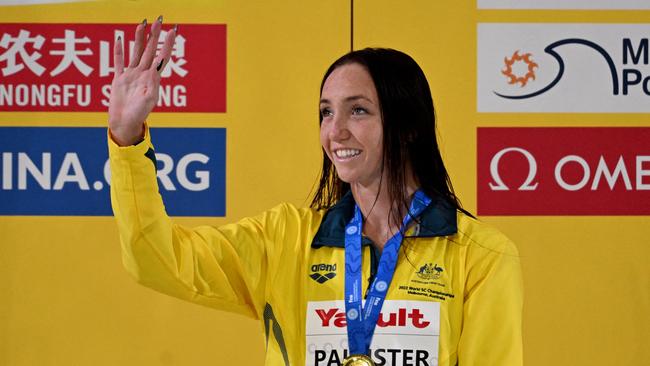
[345,95,374,104]
[319,95,374,104]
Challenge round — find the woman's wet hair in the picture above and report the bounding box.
[311,48,463,224]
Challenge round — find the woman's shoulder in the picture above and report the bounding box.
[451,210,519,257]
[250,202,327,230]
[266,202,326,219]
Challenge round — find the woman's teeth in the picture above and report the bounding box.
[335,149,361,158]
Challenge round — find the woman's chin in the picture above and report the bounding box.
[335,174,377,188]
[334,170,361,184]
[335,174,354,184]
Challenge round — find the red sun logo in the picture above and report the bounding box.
[501,50,538,87]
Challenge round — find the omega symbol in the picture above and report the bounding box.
[489,147,539,191]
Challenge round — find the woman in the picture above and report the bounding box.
[109,18,523,366]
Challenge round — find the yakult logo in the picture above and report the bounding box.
[315,307,431,329]
[478,24,650,112]
[306,300,440,366]
[478,128,650,215]
[0,23,226,112]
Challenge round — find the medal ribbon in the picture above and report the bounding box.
[343,190,432,356]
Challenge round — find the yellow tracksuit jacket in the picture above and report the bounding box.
[109,130,523,366]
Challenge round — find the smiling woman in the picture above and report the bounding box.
[319,64,384,196]
[109,19,522,366]
[313,50,463,251]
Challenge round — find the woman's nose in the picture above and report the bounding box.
[329,115,350,140]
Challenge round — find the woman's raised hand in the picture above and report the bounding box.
[108,17,176,146]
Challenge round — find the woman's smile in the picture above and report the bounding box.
[319,63,384,187]
[334,148,362,159]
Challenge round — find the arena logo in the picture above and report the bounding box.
[477,127,650,215]
[0,127,226,216]
[309,263,337,284]
[477,24,650,112]
[0,23,226,112]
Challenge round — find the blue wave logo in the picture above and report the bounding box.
[495,38,620,99]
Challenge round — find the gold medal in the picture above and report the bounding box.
[342,354,375,366]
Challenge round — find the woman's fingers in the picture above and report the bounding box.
[128,19,147,68]
[113,35,124,76]
[139,16,163,70]
[152,25,176,73]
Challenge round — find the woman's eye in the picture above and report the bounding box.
[320,108,333,118]
[352,107,367,115]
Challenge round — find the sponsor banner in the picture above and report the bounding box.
[477,24,650,112]
[477,127,650,215]
[0,23,226,112]
[305,300,440,366]
[0,127,226,216]
[478,0,650,9]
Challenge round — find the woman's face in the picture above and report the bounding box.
[320,63,384,187]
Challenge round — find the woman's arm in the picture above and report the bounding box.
[107,20,283,319]
[457,229,524,365]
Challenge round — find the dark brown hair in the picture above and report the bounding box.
[311,48,463,225]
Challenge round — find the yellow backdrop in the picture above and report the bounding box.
[1,1,648,365]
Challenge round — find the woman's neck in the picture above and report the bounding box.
[350,177,418,252]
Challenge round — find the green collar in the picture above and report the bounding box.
[311,191,458,248]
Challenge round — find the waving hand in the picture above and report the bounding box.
[108,17,177,146]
